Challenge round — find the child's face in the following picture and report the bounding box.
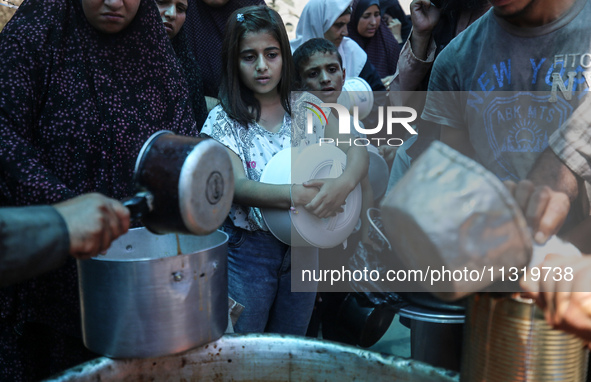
[299,52,345,104]
[82,0,141,34]
[238,31,283,100]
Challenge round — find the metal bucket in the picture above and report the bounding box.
[398,304,465,372]
[461,294,588,381]
[77,227,228,359]
[47,334,459,382]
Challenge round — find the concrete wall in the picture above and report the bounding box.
[0,2,19,31]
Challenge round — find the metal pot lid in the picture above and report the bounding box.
[178,139,234,235]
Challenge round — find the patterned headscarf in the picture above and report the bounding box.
[0,0,198,206]
[348,0,400,77]
[183,0,266,98]
[0,0,198,378]
[172,27,209,130]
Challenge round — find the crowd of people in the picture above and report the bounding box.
[2,0,591,379]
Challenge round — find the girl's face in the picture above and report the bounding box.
[357,5,380,38]
[238,31,283,100]
[82,0,141,34]
[156,0,188,39]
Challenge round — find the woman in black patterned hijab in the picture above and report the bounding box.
[0,0,197,379]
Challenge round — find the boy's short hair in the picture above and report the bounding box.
[293,38,343,88]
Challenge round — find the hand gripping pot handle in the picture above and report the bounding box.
[128,131,234,235]
[122,191,153,225]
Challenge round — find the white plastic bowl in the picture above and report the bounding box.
[260,144,362,248]
[337,77,374,120]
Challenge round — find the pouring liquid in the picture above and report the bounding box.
[176,234,183,255]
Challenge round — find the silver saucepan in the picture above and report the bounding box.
[123,130,233,235]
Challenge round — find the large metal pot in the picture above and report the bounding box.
[124,130,233,235]
[47,334,459,382]
[77,227,228,358]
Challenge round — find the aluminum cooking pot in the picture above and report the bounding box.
[77,227,228,358]
[124,130,233,235]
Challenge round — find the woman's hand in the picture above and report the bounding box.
[381,75,396,91]
[383,14,403,43]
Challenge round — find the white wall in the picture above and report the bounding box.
[398,0,413,14]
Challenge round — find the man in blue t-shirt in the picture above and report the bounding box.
[423,0,591,182]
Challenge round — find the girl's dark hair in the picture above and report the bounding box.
[219,5,293,127]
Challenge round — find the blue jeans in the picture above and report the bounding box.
[222,224,317,335]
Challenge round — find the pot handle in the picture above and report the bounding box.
[123,191,154,222]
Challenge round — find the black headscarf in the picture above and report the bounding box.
[379,0,411,43]
[0,0,197,378]
[172,27,209,130]
[348,0,400,78]
[183,0,266,98]
[0,0,197,206]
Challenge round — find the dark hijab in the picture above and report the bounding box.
[0,0,197,206]
[172,27,209,130]
[0,0,197,378]
[379,0,412,44]
[348,0,400,78]
[183,0,266,98]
